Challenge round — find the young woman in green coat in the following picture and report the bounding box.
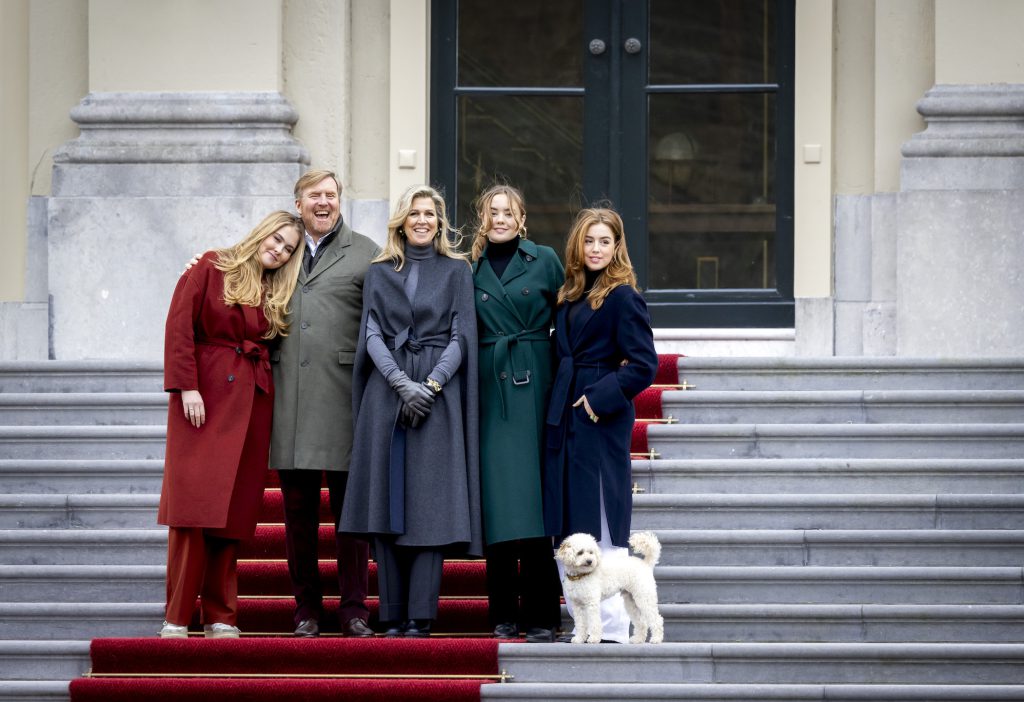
[471,184,565,643]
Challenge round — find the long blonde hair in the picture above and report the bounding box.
[373,185,467,270]
[469,184,528,262]
[215,210,304,339]
[557,207,638,310]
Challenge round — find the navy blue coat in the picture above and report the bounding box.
[542,284,657,548]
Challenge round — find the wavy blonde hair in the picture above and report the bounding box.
[215,210,305,339]
[373,184,468,270]
[469,183,527,262]
[557,207,638,310]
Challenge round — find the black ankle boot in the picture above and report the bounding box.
[382,621,406,637]
[404,619,432,638]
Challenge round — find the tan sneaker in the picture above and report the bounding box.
[203,623,241,639]
[159,621,188,638]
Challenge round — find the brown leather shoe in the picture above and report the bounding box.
[342,617,375,638]
[294,618,319,638]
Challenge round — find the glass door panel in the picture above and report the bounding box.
[649,0,777,85]
[647,92,776,289]
[455,95,583,255]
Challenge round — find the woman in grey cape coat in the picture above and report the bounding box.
[340,185,481,638]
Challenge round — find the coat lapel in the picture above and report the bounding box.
[305,223,351,284]
[475,251,528,328]
[568,298,598,350]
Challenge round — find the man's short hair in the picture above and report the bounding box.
[294,170,342,200]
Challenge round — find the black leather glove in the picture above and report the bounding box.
[390,372,434,416]
[401,403,423,428]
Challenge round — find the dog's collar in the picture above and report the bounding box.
[565,572,591,581]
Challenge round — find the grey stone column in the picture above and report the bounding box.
[897,84,1024,356]
[47,92,309,360]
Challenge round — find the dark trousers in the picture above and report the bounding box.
[485,536,562,631]
[277,469,370,625]
[165,526,239,626]
[372,537,444,623]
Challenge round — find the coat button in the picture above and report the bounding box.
[235,347,242,354]
[302,286,311,293]
[481,293,489,302]
[522,288,530,295]
[301,321,309,329]
[499,372,507,380]
[227,375,235,382]
[300,360,309,368]
[525,255,534,262]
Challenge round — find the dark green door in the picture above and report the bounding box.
[431,0,794,327]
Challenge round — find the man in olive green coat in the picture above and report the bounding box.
[270,170,379,638]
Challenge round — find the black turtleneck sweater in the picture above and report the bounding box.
[483,237,520,279]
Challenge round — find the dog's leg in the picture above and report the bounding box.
[586,604,603,644]
[622,592,646,644]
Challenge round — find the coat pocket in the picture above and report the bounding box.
[338,350,356,365]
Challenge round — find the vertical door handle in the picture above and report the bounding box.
[624,37,642,54]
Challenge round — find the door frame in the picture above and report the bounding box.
[430,0,795,328]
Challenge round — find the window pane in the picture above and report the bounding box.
[456,95,583,256]
[647,92,776,290]
[457,0,583,87]
[649,0,776,85]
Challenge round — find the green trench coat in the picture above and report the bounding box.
[473,238,564,545]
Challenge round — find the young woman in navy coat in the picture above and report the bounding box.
[542,207,658,643]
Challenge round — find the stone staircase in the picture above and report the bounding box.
[2,358,1024,701]
[485,357,1024,701]
[0,361,164,702]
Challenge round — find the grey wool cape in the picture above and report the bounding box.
[340,251,483,557]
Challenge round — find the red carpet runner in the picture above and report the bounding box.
[71,639,499,701]
[69,354,679,700]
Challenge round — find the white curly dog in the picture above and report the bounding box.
[555,531,664,644]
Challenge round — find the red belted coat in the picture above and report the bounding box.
[158,252,274,539]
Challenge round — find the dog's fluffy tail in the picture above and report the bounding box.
[628,531,661,567]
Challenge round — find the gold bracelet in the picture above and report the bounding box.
[425,378,442,393]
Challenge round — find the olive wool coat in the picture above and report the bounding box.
[542,284,658,548]
[473,239,564,545]
[158,253,274,539]
[340,251,483,556]
[269,221,378,472]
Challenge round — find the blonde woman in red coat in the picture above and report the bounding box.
[158,211,303,639]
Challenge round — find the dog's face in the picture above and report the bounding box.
[556,533,602,575]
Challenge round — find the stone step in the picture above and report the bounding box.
[632,494,1024,530]
[658,604,1024,643]
[646,423,1024,460]
[631,458,1024,494]
[0,603,163,640]
[0,361,162,393]
[660,390,1024,424]
[0,460,164,494]
[0,682,68,702]
[4,564,1018,606]
[0,495,157,529]
[0,426,165,460]
[0,529,166,566]
[482,682,1024,701]
[496,642,1024,685]
[8,491,1022,531]
[652,566,1024,605]
[672,357,1024,391]
[0,393,167,425]
[654,529,1024,567]
[0,641,88,682]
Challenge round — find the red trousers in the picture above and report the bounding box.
[164,526,239,626]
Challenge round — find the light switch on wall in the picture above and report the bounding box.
[398,149,417,168]
[802,144,822,163]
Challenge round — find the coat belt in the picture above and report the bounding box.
[480,328,549,419]
[545,358,617,448]
[197,338,272,393]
